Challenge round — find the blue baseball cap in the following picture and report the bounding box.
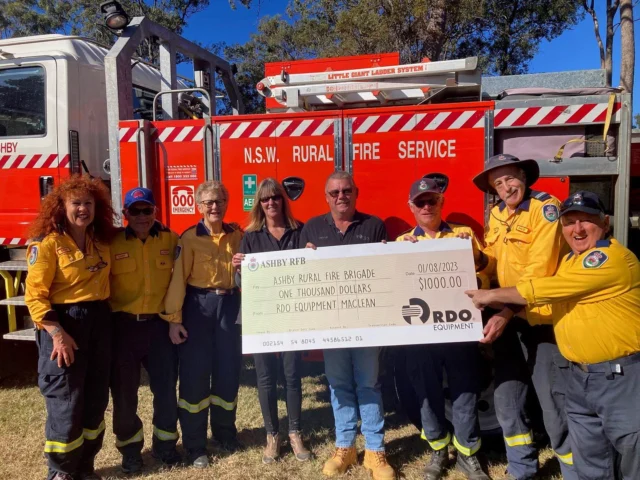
[560,191,606,217]
[124,187,155,208]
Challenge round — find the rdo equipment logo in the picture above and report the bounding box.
[401,298,472,325]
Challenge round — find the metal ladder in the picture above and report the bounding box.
[0,259,33,341]
[256,57,482,111]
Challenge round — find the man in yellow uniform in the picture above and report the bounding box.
[109,188,180,473]
[472,154,575,480]
[396,176,490,480]
[465,190,640,480]
[162,180,243,468]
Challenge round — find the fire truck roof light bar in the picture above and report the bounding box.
[105,15,245,221]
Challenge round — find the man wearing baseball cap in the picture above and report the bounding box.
[472,154,575,480]
[396,176,490,480]
[466,191,640,480]
[109,187,181,473]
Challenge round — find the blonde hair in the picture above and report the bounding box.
[195,180,228,203]
[246,178,299,232]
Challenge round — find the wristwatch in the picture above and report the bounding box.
[49,326,61,337]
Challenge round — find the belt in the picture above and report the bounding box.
[118,312,156,322]
[188,285,238,296]
[572,351,640,375]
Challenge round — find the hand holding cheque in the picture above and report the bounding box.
[241,238,482,354]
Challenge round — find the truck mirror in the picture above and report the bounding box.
[282,177,305,201]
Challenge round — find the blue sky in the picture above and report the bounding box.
[181,0,639,115]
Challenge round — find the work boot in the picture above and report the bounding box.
[322,446,357,476]
[188,451,209,468]
[218,437,243,453]
[51,473,74,480]
[121,454,143,474]
[363,450,396,480]
[423,448,450,480]
[456,453,490,480]
[262,433,280,464]
[152,448,182,466]
[289,431,311,461]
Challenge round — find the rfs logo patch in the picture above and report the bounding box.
[543,204,559,223]
[247,257,259,272]
[28,245,38,265]
[583,250,608,269]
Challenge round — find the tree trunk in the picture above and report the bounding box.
[605,0,617,86]
[620,0,635,98]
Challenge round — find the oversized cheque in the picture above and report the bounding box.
[241,238,483,354]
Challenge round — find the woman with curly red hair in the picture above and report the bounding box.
[25,175,118,480]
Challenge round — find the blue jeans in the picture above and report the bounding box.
[323,347,385,451]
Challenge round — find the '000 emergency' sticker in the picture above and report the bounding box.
[170,186,195,215]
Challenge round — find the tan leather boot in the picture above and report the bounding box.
[363,450,396,480]
[289,431,311,461]
[322,446,357,476]
[262,433,280,464]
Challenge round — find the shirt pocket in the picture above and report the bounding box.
[506,230,532,265]
[111,257,137,275]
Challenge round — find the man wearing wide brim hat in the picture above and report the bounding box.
[471,154,577,480]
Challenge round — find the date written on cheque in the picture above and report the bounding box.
[323,336,364,344]
[418,262,458,273]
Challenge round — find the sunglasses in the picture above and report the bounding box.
[128,206,154,216]
[200,199,226,208]
[260,194,283,203]
[413,196,440,208]
[559,197,604,215]
[327,188,353,198]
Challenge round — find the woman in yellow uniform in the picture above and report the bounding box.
[25,175,117,480]
[162,180,243,468]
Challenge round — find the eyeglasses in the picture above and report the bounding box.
[260,194,283,204]
[87,260,108,273]
[412,197,440,208]
[128,206,154,216]
[327,188,353,198]
[200,199,226,208]
[560,196,604,215]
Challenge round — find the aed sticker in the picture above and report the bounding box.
[28,245,38,265]
[170,185,195,215]
[243,196,254,212]
[583,250,609,269]
[542,204,559,223]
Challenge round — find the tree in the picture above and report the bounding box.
[620,0,635,96]
[221,0,582,113]
[582,0,620,87]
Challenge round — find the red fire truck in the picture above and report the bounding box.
[0,14,633,431]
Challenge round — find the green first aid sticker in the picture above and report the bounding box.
[243,174,257,196]
[243,196,254,211]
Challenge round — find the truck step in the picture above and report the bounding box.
[0,260,28,272]
[0,295,25,306]
[3,328,35,341]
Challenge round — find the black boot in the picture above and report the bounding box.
[121,454,143,474]
[456,453,490,480]
[423,448,450,480]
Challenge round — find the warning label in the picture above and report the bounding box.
[167,165,198,180]
[171,185,196,215]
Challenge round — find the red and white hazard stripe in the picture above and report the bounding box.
[494,102,621,128]
[0,154,69,169]
[0,238,28,246]
[119,126,205,143]
[352,110,485,134]
[219,118,335,139]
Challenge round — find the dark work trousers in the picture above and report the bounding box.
[110,313,179,458]
[407,342,481,455]
[178,285,242,456]
[492,316,576,480]
[254,351,302,435]
[565,353,640,480]
[38,301,111,480]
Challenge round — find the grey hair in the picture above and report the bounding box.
[195,180,228,203]
[325,171,356,190]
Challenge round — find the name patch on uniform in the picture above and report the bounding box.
[56,247,71,255]
[516,225,530,234]
[160,249,170,255]
[542,204,559,223]
[583,250,609,269]
[28,246,38,265]
[115,252,129,260]
[174,245,182,260]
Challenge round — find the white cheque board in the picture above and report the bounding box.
[241,238,483,354]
